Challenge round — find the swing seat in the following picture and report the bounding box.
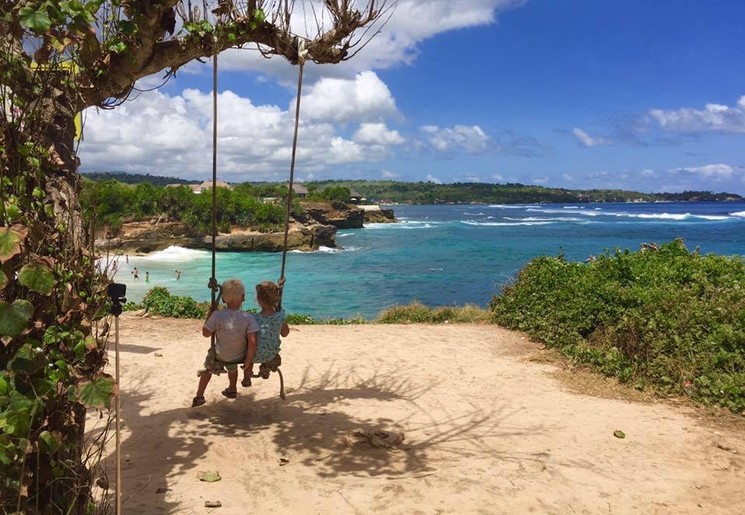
[250,354,285,400]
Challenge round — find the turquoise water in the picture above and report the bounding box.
[107,201,745,320]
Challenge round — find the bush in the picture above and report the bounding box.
[138,287,209,318]
[490,239,745,413]
[378,301,491,324]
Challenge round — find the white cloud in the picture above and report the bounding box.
[671,164,736,178]
[649,96,745,134]
[79,87,403,180]
[381,169,398,179]
[425,174,443,184]
[301,71,398,123]
[354,123,405,145]
[420,124,490,154]
[572,127,609,147]
[211,1,526,79]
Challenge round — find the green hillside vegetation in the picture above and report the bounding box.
[305,180,742,204]
[490,240,745,413]
[83,173,742,204]
[81,179,291,234]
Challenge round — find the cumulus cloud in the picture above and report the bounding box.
[353,123,405,145]
[77,1,533,182]
[301,71,398,123]
[420,124,491,154]
[213,0,526,79]
[572,127,610,147]
[425,174,443,184]
[671,164,736,178]
[78,87,403,180]
[648,96,745,134]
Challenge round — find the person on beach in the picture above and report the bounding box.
[242,278,290,387]
[145,271,149,283]
[175,269,181,280]
[192,278,258,407]
[132,267,139,280]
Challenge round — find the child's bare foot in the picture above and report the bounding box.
[241,377,252,387]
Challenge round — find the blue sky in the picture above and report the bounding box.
[78,0,745,194]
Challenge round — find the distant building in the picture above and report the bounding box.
[292,183,309,198]
[349,190,366,204]
[181,180,233,194]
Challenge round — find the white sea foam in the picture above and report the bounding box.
[488,204,540,209]
[291,245,356,254]
[367,220,440,230]
[527,207,730,222]
[731,211,745,218]
[504,216,584,222]
[462,220,553,227]
[139,246,208,262]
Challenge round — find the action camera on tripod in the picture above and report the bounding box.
[107,283,127,316]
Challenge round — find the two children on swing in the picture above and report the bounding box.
[191,277,290,407]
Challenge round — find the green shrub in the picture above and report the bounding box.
[378,301,491,324]
[490,239,745,413]
[138,287,209,318]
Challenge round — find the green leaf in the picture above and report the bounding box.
[613,430,626,439]
[0,269,7,290]
[118,20,136,35]
[19,6,52,32]
[197,471,222,482]
[0,373,8,396]
[18,262,56,295]
[0,300,33,338]
[0,391,40,437]
[39,430,61,454]
[76,376,115,409]
[8,341,45,374]
[0,227,22,263]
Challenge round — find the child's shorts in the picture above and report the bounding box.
[198,347,240,376]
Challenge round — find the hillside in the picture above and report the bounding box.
[81,173,743,204]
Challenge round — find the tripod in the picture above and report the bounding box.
[107,283,126,515]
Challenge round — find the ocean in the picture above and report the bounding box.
[109,201,745,320]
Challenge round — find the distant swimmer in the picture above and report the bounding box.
[175,269,181,280]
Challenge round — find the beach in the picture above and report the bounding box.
[88,314,745,514]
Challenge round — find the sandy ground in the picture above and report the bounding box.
[87,314,745,514]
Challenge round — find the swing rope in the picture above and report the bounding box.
[209,44,221,309]
[279,40,307,307]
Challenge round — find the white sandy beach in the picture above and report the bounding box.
[88,314,745,514]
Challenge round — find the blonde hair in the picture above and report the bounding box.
[221,278,245,305]
[256,281,281,309]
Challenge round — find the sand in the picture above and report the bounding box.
[88,314,745,514]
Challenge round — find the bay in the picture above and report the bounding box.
[108,201,745,320]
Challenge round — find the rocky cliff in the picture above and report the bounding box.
[95,202,394,254]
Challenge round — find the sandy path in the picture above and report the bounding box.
[88,314,745,514]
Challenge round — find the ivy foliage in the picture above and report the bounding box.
[491,239,745,413]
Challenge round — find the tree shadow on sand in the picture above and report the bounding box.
[93,361,555,511]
